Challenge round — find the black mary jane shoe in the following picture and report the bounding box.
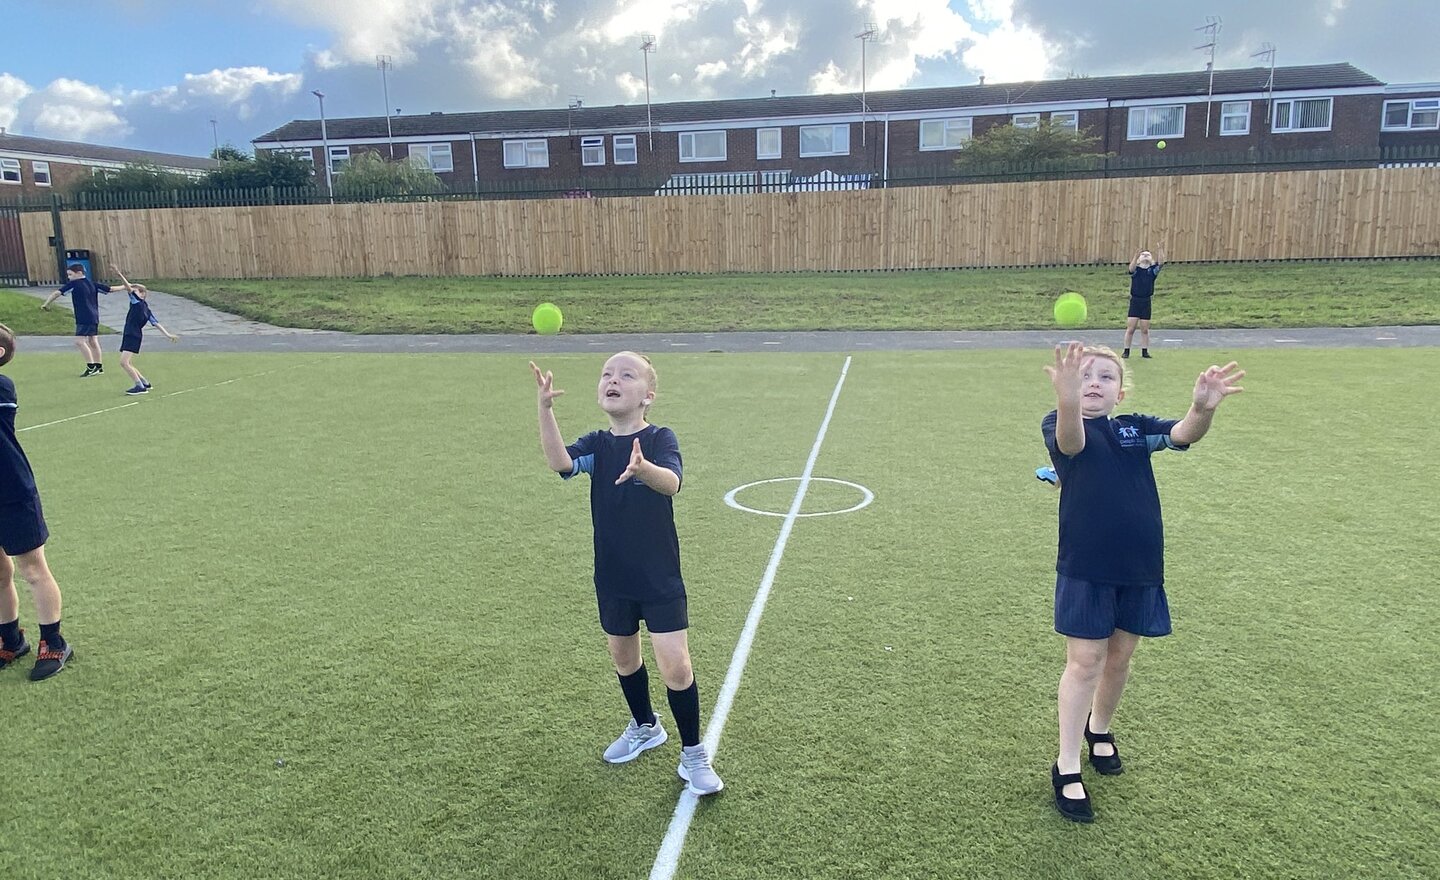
[1051,764,1094,823]
[1084,715,1124,776]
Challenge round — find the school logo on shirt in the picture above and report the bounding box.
[1116,423,1144,447]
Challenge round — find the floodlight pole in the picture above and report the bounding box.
[640,35,656,152]
[377,55,395,159]
[313,89,333,202]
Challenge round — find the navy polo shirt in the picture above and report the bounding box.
[1042,411,1188,586]
[563,424,685,600]
[0,375,38,502]
[1128,264,1162,299]
[124,292,160,336]
[57,277,112,324]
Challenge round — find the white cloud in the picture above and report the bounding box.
[962,22,1051,83]
[26,78,130,142]
[0,73,34,132]
[1323,0,1349,27]
[695,60,730,79]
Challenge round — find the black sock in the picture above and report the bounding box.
[667,680,702,747]
[0,618,21,650]
[1122,348,1130,357]
[617,665,656,728]
[38,621,65,651]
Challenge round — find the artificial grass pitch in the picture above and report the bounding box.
[0,347,1434,879]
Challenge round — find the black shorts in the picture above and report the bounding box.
[74,323,99,337]
[597,592,689,636]
[121,334,143,353]
[0,496,49,556]
[1127,298,1152,320]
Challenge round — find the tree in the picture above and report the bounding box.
[71,162,198,195]
[332,152,443,199]
[210,143,249,162]
[953,120,1107,169]
[204,151,316,189]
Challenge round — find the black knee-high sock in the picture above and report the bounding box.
[0,618,21,650]
[39,621,65,651]
[667,680,702,747]
[617,666,656,727]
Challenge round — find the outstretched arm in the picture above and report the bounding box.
[153,321,179,343]
[615,438,680,495]
[1044,342,1087,456]
[530,361,573,473]
[1127,250,1142,272]
[1170,362,1244,446]
[1155,243,1166,266]
[40,289,62,309]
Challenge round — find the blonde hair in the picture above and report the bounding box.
[612,351,657,391]
[1082,344,1132,392]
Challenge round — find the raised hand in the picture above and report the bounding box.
[529,360,565,409]
[615,437,646,485]
[1044,341,1085,401]
[1192,362,1244,411]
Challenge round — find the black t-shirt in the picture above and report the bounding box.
[124,292,160,336]
[0,375,38,502]
[57,277,112,324]
[1042,410,1187,585]
[1128,264,1162,300]
[564,424,685,599]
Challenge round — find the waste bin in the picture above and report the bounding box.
[64,248,93,278]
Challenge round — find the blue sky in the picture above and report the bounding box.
[1,1,1433,158]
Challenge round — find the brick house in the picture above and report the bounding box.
[0,132,219,201]
[255,62,1436,195]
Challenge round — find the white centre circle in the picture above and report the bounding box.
[724,477,875,518]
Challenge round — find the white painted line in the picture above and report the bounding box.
[1376,335,1397,341]
[1274,338,1300,343]
[18,402,140,432]
[670,343,689,347]
[724,477,874,518]
[1163,338,1183,343]
[762,341,781,345]
[649,356,853,880]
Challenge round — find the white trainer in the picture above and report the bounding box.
[677,744,724,795]
[603,715,668,764]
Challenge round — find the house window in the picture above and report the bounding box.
[919,118,972,150]
[32,161,51,186]
[679,130,727,162]
[1220,102,1250,135]
[581,137,605,166]
[269,147,314,165]
[328,146,350,173]
[1050,112,1079,132]
[799,124,849,157]
[1127,105,1185,139]
[409,143,453,172]
[1273,97,1332,132]
[757,128,782,160]
[1012,113,1040,129]
[0,158,19,184]
[613,135,638,165]
[1383,99,1440,131]
[503,139,549,169]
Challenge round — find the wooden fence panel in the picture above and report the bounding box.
[16,168,1440,282]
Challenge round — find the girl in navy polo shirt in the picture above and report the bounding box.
[530,352,723,797]
[1042,342,1243,821]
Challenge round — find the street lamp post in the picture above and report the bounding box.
[312,89,333,202]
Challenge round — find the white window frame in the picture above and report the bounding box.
[1219,101,1250,136]
[613,135,638,165]
[581,136,605,166]
[90,166,119,181]
[1272,97,1332,133]
[32,160,51,186]
[756,127,782,160]
[408,143,453,173]
[1050,111,1079,133]
[1012,113,1040,129]
[799,124,850,158]
[919,118,973,151]
[503,139,549,169]
[679,130,727,162]
[1127,105,1185,140]
[269,147,315,165]
[0,157,19,184]
[1382,98,1440,131]
[328,146,350,173]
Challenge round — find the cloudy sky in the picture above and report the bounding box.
[1,0,1433,157]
